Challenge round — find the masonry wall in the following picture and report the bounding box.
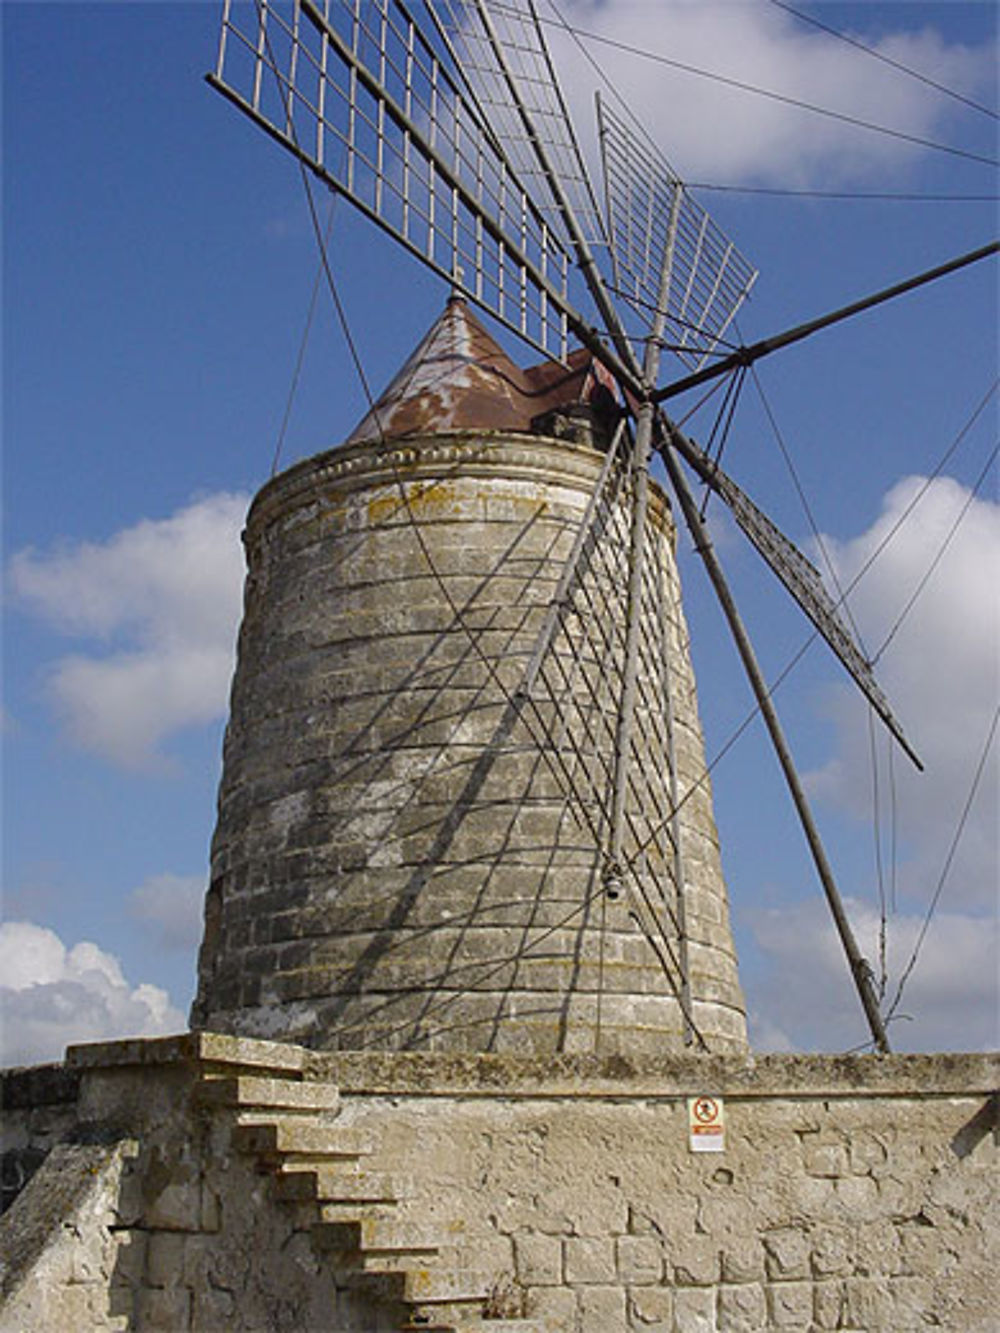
[1,1036,996,1332]
[320,1052,999,1331]
[193,431,746,1057]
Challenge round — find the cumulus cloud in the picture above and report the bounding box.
[746,473,998,1054]
[0,921,185,1067]
[811,475,999,913]
[128,872,205,951]
[747,896,999,1054]
[548,0,994,184]
[9,492,248,770]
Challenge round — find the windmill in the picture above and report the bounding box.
[196,0,996,1056]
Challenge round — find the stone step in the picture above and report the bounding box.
[343,1248,441,1274]
[405,1269,493,1304]
[399,1297,487,1328]
[314,1217,441,1255]
[276,1168,401,1204]
[316,1201,400,1225]
[233,1122,374,1160]
[476,1323,547,1332]
[196,1075,340,1114]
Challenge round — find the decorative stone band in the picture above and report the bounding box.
[246,431,675,547]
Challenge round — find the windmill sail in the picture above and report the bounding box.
[427,0,608,248]
[210,0,585,360]
[598,94,757,370]
[661,422,921,768]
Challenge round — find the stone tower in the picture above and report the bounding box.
[192,297,746,1055]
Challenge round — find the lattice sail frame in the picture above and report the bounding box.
[597,93,758,369]
[212,0,576,359]
[427,0,608,248]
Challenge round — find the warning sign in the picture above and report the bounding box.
[688,1095,725,1153]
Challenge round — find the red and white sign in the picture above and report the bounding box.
[688,1095,726,1153]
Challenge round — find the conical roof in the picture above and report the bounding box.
[346,295,617,444]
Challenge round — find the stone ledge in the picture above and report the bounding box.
[306,1049,1000,1100]
[63,1031,307,1075]
[12,1037,997,1102]
[0,1063,81,1110]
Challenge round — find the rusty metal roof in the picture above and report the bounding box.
[345,296,618,445]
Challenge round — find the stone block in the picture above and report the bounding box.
[890,1276,937,1330]
[720,1239,763,1284]
[848,1130,888,1176]
[191,1280,237,1329]
[673,1236,719,1286]
[616,1234,662,1284]
[834,1174,878,1214]
[812,1280,846,1329]
[141,1155,202,1232]
[672,1285,716,1332]
[514,1231,562,1286]
[766,1281,812,1327]
[717,1282,766,1331]
[629,1285,672,1329]
[844,1275,895,1328]
[802,1135,848,1178]
[564,1235,615,1284]
[762,1228,809,1280]
[135,1285,193,1331]
[110,1229,147,1287]
[810,1224,853,1276]
[526,1283,577,1330]
[577,1283,627,1331]
[146,1230,187,1288]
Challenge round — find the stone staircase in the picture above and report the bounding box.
[195,1056,541,1332]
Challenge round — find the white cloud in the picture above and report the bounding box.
[128,872,205,951]
[0,921,185,1067]
[810,475,999,914]
[9,492,248,770]
[549,1,994,184]
[747,896,999,1054]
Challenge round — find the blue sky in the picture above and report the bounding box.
[3,1,997,1063]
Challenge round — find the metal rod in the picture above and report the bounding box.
[652,528,694,1042]
[609,189,680,881]
[657,422,892,1053]
[655,240,1000,403]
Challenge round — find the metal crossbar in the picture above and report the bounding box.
[597,93,757,369]
[211,0,576,359]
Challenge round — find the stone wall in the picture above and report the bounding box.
[1,1034,996,1332]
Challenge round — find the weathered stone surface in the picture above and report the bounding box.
[717,1281,766,1331]
[629,1284,673,1329]
[193,430,746,1056]
[564,1235,616,1285]
[514,1232,562,1286]
[577,1282,628,1330]
[616,1234,662,1285]
[1,1039,996,1332]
